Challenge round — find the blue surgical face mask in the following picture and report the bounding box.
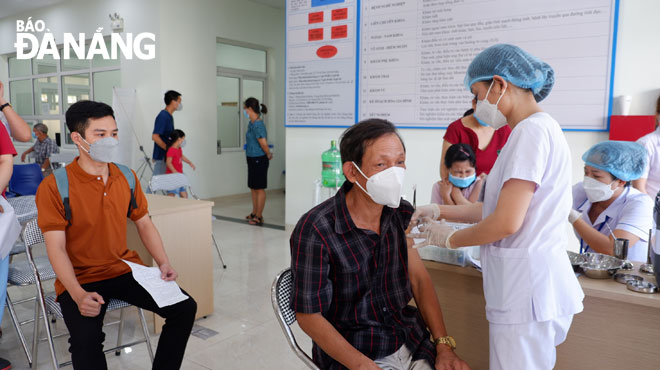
[243,110,249,119]
[180,139,186,148]
[32,132,37,140]
[448,173,476,188]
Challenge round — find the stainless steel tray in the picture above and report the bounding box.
[613,273,643,285]
[626,280,659,294]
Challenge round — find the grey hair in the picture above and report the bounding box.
[33,123,48,134]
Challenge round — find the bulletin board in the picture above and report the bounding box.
[285,0,620,131]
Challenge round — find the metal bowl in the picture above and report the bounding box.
[580,253,624,279]
[567,251,586,272]
[612,273,643,285]
[627,280,659,294]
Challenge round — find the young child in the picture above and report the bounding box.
[165,129,195,198]
[431,143,485,205]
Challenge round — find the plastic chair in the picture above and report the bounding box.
[5,222,57,367]
[271,268,320,370]
[21,219,155,368]
[7,164,44,197]
[149,174,227,269]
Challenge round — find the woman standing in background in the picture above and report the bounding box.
[244,97,272,226]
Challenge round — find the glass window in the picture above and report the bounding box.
[92,40,120,68]
[61,47,89,71]
[41,119,61,143]
[216,43,266,73]
[216,76,240,149]
[9,80,33,115]
[93,70,121,105]
[32,54,57,74]
[33,77,60,115]
[9,56,31,78]
[62,74,90,112]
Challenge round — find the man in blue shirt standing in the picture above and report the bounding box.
[152,90,182,175]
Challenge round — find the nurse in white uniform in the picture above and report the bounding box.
[569,141,654,262]
[633,97,660,197]
[409,44,584,370]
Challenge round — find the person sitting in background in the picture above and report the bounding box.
[440,97,510,179]
[21,123,59,173]
[290,119,469,370]
[0,122,17,370]
[165,129,195,198]
[431,143,485,205]
[569,141,654,262]
[633,94,660,197]
[36,100,196,369]
[0,80,32,142]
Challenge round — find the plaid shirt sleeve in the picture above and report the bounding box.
[45,138,59,157]
[289,212,332,315]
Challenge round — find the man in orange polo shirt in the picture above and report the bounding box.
[36,100,196,370]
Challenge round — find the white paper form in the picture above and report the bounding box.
[122,260,189,308]
[0,197,22,260]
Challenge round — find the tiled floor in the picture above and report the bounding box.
[0,190,314,369]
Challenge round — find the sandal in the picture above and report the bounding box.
[248,216,264,226]
[245,213,256,221]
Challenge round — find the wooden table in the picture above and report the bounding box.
[127,194,214,332]
[423,260,660,370]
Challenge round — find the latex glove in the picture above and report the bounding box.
[411,204,441,226]
[568,209,582,224]
[408,218,457,249]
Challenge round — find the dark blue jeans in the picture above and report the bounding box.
[58,272,197,370]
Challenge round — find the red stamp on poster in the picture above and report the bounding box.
[332,8,348,21]
[308,12,324,24]
[316,45,338,59]
[308,28,324,41]
[331,25,348,39]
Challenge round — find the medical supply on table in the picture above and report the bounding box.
[579,252,624,279]
[613,238,629,260]
[612,273,643,285]
[414,222,481,269]
[321,140,344,188]
[638,229,655,275]
[626,280,659,294]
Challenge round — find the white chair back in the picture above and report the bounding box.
[148,173,191,194]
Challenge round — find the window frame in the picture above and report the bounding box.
[216,38,269,153]
[6,42,120,148]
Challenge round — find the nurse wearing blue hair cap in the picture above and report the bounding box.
[409,44,584,369]
[569,141,654,262]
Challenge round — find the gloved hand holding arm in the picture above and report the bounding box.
[407,218,458,249]
[410,204,441,226]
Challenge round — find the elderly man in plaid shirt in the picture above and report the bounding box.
[21,123,59,173]
[290,119,470,370]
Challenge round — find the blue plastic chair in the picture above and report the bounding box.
[7,163,44,197]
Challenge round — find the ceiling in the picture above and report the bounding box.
[0,0,286,19]
[249,0,285,9]
[0,0,69,19]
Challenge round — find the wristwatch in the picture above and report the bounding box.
[432,336,456,350]
[0,102,10,112]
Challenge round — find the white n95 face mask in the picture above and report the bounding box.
[474,80,508,130]
[80,137,119,163]
[176,102,183,111]
[583,176,617,203]
[352,161,405,208]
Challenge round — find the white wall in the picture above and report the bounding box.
[157,0,286,198]
[0,0,286,198]
[284,0,660,239]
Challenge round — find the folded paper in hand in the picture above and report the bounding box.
[122,260,188,308]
